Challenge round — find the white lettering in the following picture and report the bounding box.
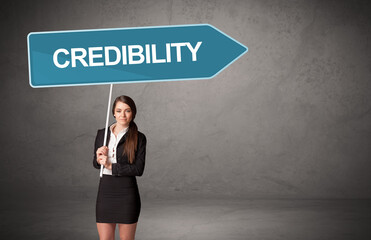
[128,45,144,64]
[105,46,121,66]
[122,46,127,65]
[152,44,166,63]
[53,41,202,68]
[170,42,187,62]
[53,48,70,68]
[145,44,151,64]
[186,42,202,61]
[71,48,88,67]
[89,47,104,67]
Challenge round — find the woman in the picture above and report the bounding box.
[93,95,147,240]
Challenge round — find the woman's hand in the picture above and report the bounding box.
[96,146,108,158]
[98,155,112,169]
[96,146,112,169]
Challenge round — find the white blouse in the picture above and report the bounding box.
[103,123,129,175]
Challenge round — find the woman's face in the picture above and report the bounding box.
[114,101,133,127]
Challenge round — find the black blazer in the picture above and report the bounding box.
[93,128,147,177]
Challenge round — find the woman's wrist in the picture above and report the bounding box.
[105,163,112,170]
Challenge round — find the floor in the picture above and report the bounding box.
[1,196,370,240]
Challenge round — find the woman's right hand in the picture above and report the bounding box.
[96,146,108,164]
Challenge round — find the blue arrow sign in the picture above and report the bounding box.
[27,24,247,88]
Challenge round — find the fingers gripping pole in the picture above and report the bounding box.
[100,84,113,178]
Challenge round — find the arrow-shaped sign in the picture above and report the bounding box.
[28,24,247,88]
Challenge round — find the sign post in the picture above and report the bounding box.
[101,84,113,178]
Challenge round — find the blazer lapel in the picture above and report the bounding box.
[104,128,111,146]
[118,133,128,146]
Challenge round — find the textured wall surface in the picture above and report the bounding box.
[1,0,371,200]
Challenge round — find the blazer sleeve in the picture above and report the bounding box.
[93,130,102,169]
[112,133,147,177]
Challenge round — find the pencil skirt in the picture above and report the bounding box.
[96,174,141,224]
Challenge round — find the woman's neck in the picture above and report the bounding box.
[113,123,129,135]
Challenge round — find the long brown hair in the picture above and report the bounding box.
[112,95,138,164]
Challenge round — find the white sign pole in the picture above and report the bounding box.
[100,84,113,178]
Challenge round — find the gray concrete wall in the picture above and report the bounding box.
[1,0,371,200]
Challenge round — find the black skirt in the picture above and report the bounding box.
[96,174,141,224]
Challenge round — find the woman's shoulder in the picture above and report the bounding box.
[96,128,109,138]
[138,130,146,139]
[137,130,147,143]
[97,128,107,134]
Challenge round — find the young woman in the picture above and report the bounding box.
[93,95,147,240]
